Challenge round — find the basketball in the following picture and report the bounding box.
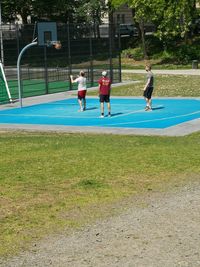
[54,42,62,50]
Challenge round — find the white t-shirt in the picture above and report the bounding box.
[75,76,87,91]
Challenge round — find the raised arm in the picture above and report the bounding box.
[70,75,76,83]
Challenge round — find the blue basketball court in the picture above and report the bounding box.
[0,98,200,132]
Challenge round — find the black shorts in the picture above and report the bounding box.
[143,87,154,99]
[99,94,110,103]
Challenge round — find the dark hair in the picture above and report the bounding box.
[80,71,85,77]
[146,64,151,71]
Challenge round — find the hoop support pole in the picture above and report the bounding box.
[17,41,38,108]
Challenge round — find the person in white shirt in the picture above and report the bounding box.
[70,71,87,112]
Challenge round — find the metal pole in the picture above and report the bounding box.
[67,23,72,90]
[89,25,94,87]
[17,41,37,107]
[16,23,20,58]
[0,0,4,65]
[109,23,113,83]
[118,27,122,83]
[44,45,49,94]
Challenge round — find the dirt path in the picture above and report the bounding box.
[1,182,200,267]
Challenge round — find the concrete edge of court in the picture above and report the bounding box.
[0,117,200,136]
[0,81,200,137]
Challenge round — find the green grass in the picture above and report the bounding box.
[1,73,200,257]
[119,73,200,97]
[88,73,200,97]
[0,132,200,257]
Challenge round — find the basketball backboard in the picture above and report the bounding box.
[37,22,58,46]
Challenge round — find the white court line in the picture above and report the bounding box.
[0,113,90,119]
[1,107,200,126]
[0,107,146,119]
[0,104,147,119]
[110,105,164,118]
[107,110,200,126]
[108,103,144,106]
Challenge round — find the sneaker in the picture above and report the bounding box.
[100,115,104,118]
[145,106,150,111]
[108,114,111,117]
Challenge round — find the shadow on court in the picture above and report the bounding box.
[152,106,164,111]
[85,107,98,111]
[110,112,123,117]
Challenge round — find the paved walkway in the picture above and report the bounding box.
[122,69,200,75]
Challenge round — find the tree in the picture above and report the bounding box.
[153,0,197,45]
[1,0,82,23]
[75,0,107,24]
[111,0,199,56]
[29,0,80,23]
[1,0,108,24]
[111,0,154,58]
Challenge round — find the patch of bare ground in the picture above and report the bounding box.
[1,181,200,267]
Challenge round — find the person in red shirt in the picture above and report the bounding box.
[98,71,111,118]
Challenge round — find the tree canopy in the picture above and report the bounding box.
[2,0,200,57]
[111,0,200,57]
[1,0,107,24]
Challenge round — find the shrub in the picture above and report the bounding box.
[121,47,144,60]
[173,44,200,64]
[152,50,175,63]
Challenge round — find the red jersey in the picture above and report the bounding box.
[98,77,111,95]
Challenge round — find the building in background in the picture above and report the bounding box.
[102,4,133,24]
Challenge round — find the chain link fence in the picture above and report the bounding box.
[0,23,123,104]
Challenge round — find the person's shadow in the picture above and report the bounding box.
[152,106,164,111]
[85,107,98,111]
[106,112,123,117]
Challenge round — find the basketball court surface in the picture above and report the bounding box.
[0,94,200,136]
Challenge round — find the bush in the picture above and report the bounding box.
[145,36,164,56]
[121,47,144,60]
[152,50,175,63]
[174,44,200,64]
[152,44,200,64]
[122,37,200,64]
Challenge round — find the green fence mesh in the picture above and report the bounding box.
[0,68,10,104]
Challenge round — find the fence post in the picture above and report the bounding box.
[0,4,4,65]
[67,23,72,90]
[44,46,49,94]
[118,27,122,83]
[109,23,113,83]
[89,24,94,87]
[16,23,20,59]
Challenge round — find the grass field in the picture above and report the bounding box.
[88,73,200,98]
[1,74,200,257]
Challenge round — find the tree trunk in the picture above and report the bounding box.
[139,19,147,59]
